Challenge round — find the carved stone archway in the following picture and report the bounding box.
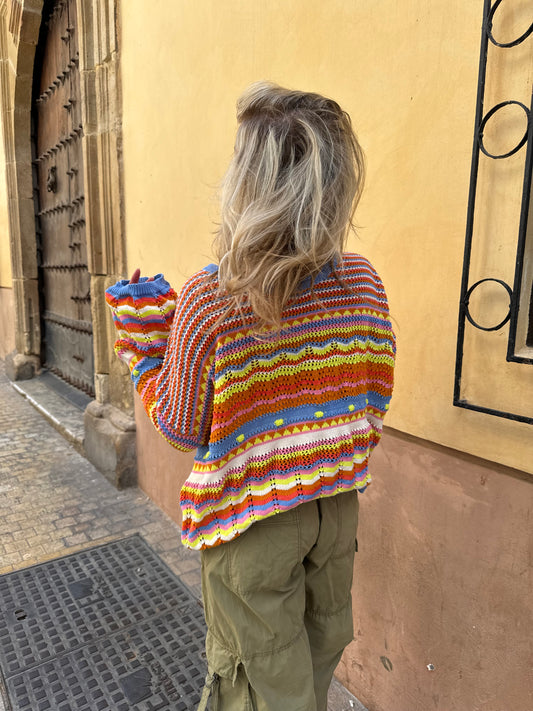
[0,0,136,487]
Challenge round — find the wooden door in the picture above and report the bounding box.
[33,0,94,397]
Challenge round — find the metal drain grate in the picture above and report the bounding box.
[0,535,207,710]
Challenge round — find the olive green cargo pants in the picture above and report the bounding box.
[197,489,359,711]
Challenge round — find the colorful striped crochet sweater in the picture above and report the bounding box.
[105,254,395,550]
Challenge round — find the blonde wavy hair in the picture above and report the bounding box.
[214,81,365,329]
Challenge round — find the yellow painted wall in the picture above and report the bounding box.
[0,98,14,356]
[0,85,11,288]
[0,11,17,288]
[120,0,532,473]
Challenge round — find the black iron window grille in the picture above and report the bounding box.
[454,0,533,425]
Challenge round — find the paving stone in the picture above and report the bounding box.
[0,360,193,587]
[77,512,96,523]
[22,544,44,558]
[63,532,89,546]
[1,552,22,567]
[154,536,185,552]
[50,526,74,540]
[87,527,111,540]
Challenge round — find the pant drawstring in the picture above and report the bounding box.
[196,671,219,711]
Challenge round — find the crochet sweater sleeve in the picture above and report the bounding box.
[105,270,217,451]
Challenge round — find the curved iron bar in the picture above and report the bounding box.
[478,100,530,159]
[463,278,513,332]
[487,0,533,48]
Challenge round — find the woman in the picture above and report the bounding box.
[106,81,395,711]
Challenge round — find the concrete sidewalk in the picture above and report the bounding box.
[0,358,366,711]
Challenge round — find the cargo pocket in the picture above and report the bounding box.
[227,511,300,597]
[331,489,359,560]
[325,490,359,612]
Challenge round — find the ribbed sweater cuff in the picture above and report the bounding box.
[105,274,171,301]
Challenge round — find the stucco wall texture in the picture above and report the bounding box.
[0,287,15,357]
[120,0,532,474]
[340,430,532,711]
[0,104,10,288]
[0,54,14,354]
